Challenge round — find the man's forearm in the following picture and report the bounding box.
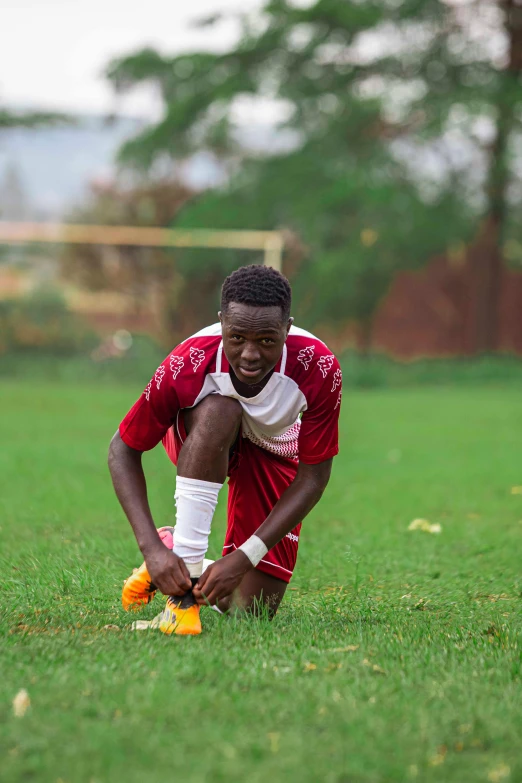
[254,460,332,551]
[108,431,162,557]
[193,460,333,606]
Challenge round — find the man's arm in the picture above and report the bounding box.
[108,431,191,596]
[254,459,332,548]
[192,459,332,605]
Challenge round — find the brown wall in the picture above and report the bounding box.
[371,257,522,358]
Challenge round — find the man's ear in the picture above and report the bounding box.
[285,317,294,337]
[218,311,223,324]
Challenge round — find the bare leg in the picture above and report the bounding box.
[178,395,242,482]
[178,396,288,618]
[217,570,288,618]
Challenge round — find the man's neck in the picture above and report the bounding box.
[229,368,274,398]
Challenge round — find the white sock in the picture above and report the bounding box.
[173,476,222,578]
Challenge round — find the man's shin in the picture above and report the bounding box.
[173,475,223,578]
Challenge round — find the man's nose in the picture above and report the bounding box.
[241,342,261,364]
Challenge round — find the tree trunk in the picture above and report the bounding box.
[467,0,522,354]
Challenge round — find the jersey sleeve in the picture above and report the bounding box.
[119,335,221,451]
[298,356,342,465]
[119,356,181,452]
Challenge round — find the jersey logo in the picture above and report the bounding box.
[317,355,334,378]
[335,390,342,410]
[144,380,152,401]
[331,369,342,392]
[154,365,165,390]
[170,355,184,380]
[297,345,315,370]
[190,346,205,372]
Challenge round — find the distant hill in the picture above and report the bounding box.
[0,115,145,219]
[0,113,294,221]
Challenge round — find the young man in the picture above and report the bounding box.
[109,265,342,635]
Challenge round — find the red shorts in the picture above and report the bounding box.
[162,412,301,583]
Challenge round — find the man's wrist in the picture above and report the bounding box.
[233,548,255,572]
[138,528,165,557]
[238,534,268,567]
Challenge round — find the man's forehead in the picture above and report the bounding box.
[222,303,285,331]
[226,323,281,335]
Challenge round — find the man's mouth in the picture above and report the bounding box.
[239,366,263,378]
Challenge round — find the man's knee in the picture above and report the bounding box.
[219,570,287,617]
[184,395,242,448]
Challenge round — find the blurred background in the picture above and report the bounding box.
[1,0,522,386]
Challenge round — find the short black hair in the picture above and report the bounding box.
[221,265,292,321]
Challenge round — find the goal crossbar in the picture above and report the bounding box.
[0,222,284,271]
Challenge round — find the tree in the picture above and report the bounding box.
[176,149,468,351]
[108,0,521,352]
[60,179,194,342]
[383,0,522,352]
[0,108,68,130]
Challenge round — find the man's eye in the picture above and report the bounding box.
[261,338,275,345]
[230,335,243,341]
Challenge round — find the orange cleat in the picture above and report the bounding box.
[122,562,156,611]
[158,593,202,636]
[121,526,174,612]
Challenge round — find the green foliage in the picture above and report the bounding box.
[61,180,195,343]
[4,337,522,390]
[106,1,488,341]
[176,149,471,331]
[341,352,522,388]
[0,109,71,129]
[0,287,96,356]
[106,1,522,350]
[0,334,166,383]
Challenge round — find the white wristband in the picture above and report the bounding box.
[238,535,268,567]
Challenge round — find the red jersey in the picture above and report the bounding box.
[120,323,342,464]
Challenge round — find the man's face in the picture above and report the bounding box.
[219,302,292,386]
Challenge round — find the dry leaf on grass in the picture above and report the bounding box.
[131,620,154,631]
[510,486,522,495]
[488,764,510,782]
[131,614,162,631]
[325,662,342,672]
[429,746,447,767]
[326,645,359,653]
[408,519,442,534]
[362,659,386,675]
[12,689,30,718]
[303,662,317,672]
[102,625,120,631]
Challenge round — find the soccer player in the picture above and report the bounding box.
[108,265,342,635]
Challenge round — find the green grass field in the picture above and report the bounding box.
[1,380,521,783]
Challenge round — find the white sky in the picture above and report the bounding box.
[0,0,262,117]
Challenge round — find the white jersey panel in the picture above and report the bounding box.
[184,322,317,341]
[180,322,222,342]
[120,319,340,462]
[189,370,306,460]
[168,322,336,461]
[288,324,317,339]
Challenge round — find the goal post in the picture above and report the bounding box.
[0,222,284,272]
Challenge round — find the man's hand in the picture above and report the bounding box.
[193,550,252,606]
[145,546,192,596]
